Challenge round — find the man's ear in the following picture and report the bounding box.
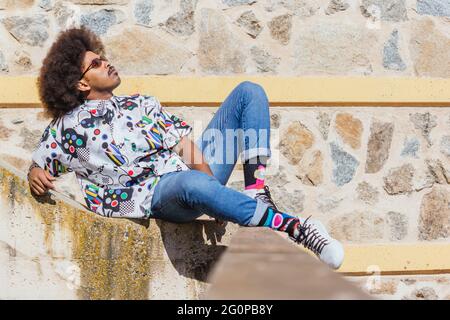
[77,80,91,93]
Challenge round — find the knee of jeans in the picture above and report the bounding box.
[238,81,265,96]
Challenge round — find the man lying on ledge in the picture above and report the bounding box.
[28,27,344,270]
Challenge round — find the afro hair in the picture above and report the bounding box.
[37,27,105,119]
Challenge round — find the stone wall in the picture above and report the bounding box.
[1,106,449,245]
[348,274,450,300]
[227,107,450,244]
[0,0,448,77]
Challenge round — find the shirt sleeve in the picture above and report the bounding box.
[141,95,193,150]
[31,120,72,177]
[159,105,193,149]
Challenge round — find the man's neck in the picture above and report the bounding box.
[86,91,114,101]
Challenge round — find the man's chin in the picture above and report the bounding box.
[113,77,121,89]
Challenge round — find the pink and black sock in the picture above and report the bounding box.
[257,207,301,238]
[243,156,267,190]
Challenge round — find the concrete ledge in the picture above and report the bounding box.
[203,227,371,299]
[0,162,237,299]
[0,76,449,107]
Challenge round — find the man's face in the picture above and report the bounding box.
[78,50,121,95]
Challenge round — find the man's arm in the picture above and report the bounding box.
[174,136,214,177]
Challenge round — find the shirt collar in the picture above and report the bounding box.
[80,96,118,116]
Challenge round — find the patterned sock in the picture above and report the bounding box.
[257,207,301,238]
[243,156,267,190]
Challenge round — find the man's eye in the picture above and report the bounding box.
[93,59,102,67]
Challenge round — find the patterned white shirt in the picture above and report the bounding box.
[32,94,192,218]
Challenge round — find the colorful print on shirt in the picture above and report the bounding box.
[32,94,193,219]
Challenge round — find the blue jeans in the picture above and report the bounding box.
[149,81,272,225]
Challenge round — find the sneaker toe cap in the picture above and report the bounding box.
[323,240,345,270]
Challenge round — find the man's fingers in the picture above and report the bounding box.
[31,184,46,195]
[39,173,55,189]
[42,178,55,189]
[32,178,46,190]
[44,170,56,181]
[31,186,43,196]
[31,181,46,194]
[43,171,56,189]
[32,178,52,193]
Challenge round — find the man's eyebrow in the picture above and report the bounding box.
[84,55,101,66]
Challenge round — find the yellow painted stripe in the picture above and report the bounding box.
[275,231,450,276]
[338,244,450,276]
[0,76,449,107]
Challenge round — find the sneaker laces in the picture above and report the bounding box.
[255,185,279,211]
[290,216,329,256]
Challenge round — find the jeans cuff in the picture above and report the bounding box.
[240,147,272,163]
[247,198,270,227]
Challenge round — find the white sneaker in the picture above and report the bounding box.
[289,216,344,270]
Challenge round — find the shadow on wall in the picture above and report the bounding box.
[155,218,228,283]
